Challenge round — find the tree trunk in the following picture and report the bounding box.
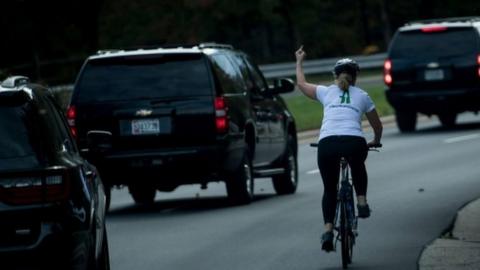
[358,0,371,46]
[379,0,392,47]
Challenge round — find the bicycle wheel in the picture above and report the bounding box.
[340,203,353,269]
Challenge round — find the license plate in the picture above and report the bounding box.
[424,69,444,81]
[131,119,160,135]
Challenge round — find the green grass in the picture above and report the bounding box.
[284,84,394,131]
[285,95,324,131]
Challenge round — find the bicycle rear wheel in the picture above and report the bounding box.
[340,203,353,269]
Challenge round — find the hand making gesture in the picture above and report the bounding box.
[295,45,306,63]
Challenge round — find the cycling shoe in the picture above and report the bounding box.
[357,204,371,218]
[321,231,334,252]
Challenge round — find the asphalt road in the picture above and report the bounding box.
[106,113,480,270]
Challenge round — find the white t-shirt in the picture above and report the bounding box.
[315,84,375,141]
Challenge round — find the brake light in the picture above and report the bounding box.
[0,169,71,205]
[66,105,77,137]
[214,97,228,133]
[384,59,393,86]
[421,26,447,33]
[477,54,480,78]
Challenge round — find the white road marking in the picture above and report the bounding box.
[306,169,319,175]
[444,134,480,144]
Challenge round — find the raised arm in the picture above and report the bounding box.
[365,109,383,146]
[295,46,318,100]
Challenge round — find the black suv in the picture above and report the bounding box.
[0,76,109,269]
[384,17,480,132]
[68,43,298,205]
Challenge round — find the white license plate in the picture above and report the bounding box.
[424,69,444,81]
[131,119,160,135]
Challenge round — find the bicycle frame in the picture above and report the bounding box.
[333,158,357,243]
[310,142,381,269]
[334,157,356,268]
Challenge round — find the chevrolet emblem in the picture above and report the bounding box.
[427,62,439,68]
[135,109,153,116]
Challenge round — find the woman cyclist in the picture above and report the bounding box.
[295,46,383,252]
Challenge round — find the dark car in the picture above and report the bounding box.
[384,17,480,132]
[68,43,298,205]
[0,76,109,270]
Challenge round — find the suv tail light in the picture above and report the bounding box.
[0,168,71,205]
[66,105,77,137]
[384,59,393,86]
[477,54,480,78]
[421,26,447,33]
[214,97,228,133]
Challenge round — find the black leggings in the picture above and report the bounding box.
[317,136,368,224]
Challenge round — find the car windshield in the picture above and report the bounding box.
[390,28,478,59]
[75,53,213,103]
[0,104,43,170]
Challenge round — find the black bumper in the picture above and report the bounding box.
[90,140,247,185]
[386,88,480,114]
[0,217,91,269]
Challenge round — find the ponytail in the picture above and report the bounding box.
[336,73,353,91]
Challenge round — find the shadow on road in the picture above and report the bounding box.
[418,121,480,133]
[106,194,277,218]
[390,120,480,137]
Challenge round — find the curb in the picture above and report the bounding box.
[418,198,480,270]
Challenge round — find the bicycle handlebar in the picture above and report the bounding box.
[309,142,382,149]
[369,143,382,148]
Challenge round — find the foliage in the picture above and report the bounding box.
[1,0,479,84]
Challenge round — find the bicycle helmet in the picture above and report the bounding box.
[333,58,360,78]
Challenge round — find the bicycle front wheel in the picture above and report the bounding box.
[340,203,353,269]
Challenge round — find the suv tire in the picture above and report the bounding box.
[396,110,417,132]
[226,149,254,205]
[273,135,298,195]
[94,225,110,270]
[128,184,156,205]
[438,113,457,128]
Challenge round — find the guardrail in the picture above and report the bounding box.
[50,52,387,91]
[259,52,387,79]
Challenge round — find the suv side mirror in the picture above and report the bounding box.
[268,78,295,95]
[87,130,112,153]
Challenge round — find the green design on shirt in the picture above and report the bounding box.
[340,91,351,104]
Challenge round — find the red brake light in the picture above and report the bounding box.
[66,105,77,137]
[384,59,392,71]
[216,118,228,133]
[0,169,71,205]
[477,54,480,78]
[384,59,393,86]
[214,97,226,110]
[67,105,76,119]
[421,26,447,33]
[384,74,393,85]
[214,97,228,133]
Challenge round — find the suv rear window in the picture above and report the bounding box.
[75,54,212,103]
[0,104,43,170]
[390,28,478,58]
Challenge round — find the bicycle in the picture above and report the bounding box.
[310,142,381,269]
